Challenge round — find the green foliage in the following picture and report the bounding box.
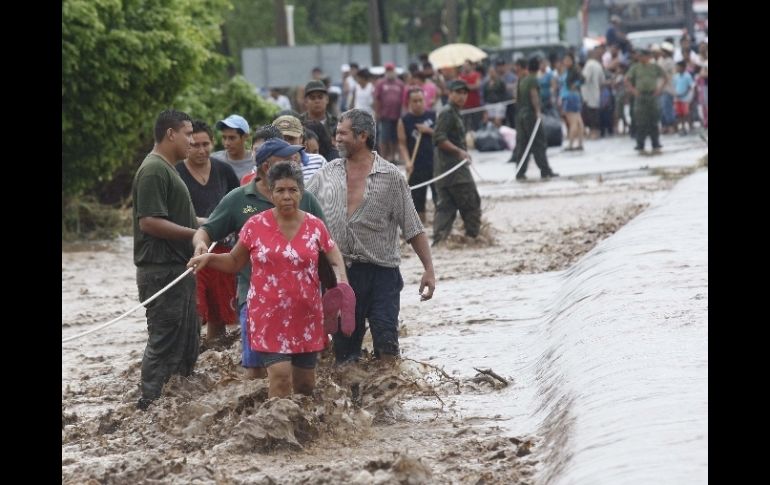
[175,75,280,146]
[223,0,372,73]
[62,0,229,198]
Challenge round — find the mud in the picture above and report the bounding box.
[63,172,673,484]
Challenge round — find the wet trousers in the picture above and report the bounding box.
[333,263,403,363]
[136,265,199,400]
[513,116,554,177]
[634,93,662,150]
[433,182,481,243]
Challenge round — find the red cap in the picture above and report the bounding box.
[384,62,395,70]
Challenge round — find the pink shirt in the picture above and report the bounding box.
[459,71,481,108]
[374,78,405,120]
[239,210,336,354]
[402,81,438,109]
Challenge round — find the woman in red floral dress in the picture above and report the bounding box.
[189,162,348,398]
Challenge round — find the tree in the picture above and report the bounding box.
[175,75,279,139]
[62,0,228,198]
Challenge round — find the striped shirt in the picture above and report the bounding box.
[306,151,424,267]
[302,152,327,183]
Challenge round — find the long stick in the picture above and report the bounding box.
[473,367,509,386]
[408,131,422,178]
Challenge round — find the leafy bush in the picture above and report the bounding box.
[62,0,228,198]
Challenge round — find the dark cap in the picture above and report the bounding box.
[638,48,652,56]
[448,79,469,92]
[254,138,304,167]
[304,80,327,96]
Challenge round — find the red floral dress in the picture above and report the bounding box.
[239,210,336,354]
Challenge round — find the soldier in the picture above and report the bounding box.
[511,57,559,180]
[626,49,666,154]
[432,79,482,245]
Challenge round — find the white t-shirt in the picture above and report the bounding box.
[673,49,703,66]
[581,59,605,109]
[268,94,292,111]
[353,82,375,115]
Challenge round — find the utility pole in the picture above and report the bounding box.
[446,0,458,43]
[274,0,288,46]
[368,0,382,65]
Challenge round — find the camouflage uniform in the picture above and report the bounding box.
[512,74,556,178]
[432,102,481,244]
[627,61,666,150]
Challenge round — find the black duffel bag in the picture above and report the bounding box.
[474,122,508,152]
[542,107,563,148]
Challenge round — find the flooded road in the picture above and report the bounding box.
[63,135,707,483]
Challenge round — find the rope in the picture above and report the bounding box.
[506,117,542,184]
[409,159,469,190]
[62,241,217,344]
[459,99,515,115]
[65,155,478,342]
[404,99,515,189]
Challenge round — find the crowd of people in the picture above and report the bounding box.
[264,30,707,159]
[130,26,708,409]
[132,104,437,409]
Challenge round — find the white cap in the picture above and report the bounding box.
[341,63,350,72]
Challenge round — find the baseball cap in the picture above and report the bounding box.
[448,79,469,92]
[384,62,395,70]
[215,114,250,134]
[254,138,304,166]
[272,115,304,138]
[661,41,674,53]
[304,80,327,96]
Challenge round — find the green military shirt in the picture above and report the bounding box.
[516,74,540,121]
[627,62,665,94]
[300,111,338,139]
[433,103,473,188]
[201,179,326,306]
[132,153,198,266]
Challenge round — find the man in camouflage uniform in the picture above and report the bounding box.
[432,79,481,245]
[626,49,666,154]
[510,56,559,181]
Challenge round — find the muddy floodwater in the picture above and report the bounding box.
[63,137,707,484]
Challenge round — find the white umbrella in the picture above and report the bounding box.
[428,43,488,69]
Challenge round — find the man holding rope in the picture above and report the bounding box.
[432,79,482,246]
[510,57,559,181]
[132,109,200,410]
[397,87,436,224]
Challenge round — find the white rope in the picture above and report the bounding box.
[409,159,469,190]
[459,99,515,115]
[62,241,217,344]
[506,117,542,184]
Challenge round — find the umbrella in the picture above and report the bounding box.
[428,43,488,69]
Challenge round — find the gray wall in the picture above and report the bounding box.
[242,43,409,88]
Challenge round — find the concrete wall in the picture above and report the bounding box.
[242,43,409,88]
